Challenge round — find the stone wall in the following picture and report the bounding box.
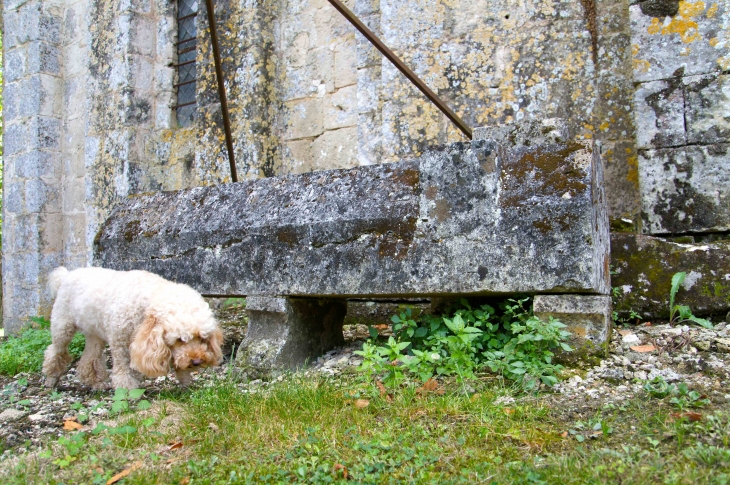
[630,0,729,235]
[2,0,729,331]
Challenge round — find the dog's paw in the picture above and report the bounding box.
[44,377,59,388]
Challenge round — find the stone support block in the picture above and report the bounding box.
[236,296,347,374]
[533,295,613,358]
[612,233,730,319]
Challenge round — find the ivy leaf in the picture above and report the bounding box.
[368,326,379,340]
[128,389,146,400]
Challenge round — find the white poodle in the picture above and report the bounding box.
[42,267,223,390]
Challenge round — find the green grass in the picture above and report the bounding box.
[0,318,85,376]
[2,374,729,484]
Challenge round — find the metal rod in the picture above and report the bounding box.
[326,0,472,140]
[176,36,198,46]
[173,59,197,68]
[204,0,238,182]
[174,79,198,88]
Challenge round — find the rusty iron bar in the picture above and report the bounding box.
[326,0,472,140]
[204,0,238,182]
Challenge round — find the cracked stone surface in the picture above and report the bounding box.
[95,131,609,299]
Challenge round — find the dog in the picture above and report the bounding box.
[42,267,223,390]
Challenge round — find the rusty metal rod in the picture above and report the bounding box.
[326,0,472,140]
[204,0,238,182]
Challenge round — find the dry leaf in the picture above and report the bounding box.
[630,344,656,353]
[416,378,445,395]
[470,393,481,401]
[560,431,569,438]
[168,442,184,451]
[617,329,633,336]
[180,477,191,485]
[671,412,703,422]
[208,422,219,432]
[333,463,349,479]
[106,461,143,485]
[63,420,84,431]
[503,408,515,415]
[375,381,394,402]
[354,399,370,409]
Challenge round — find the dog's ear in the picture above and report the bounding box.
[208,327,224,364]
[130,313,171,377]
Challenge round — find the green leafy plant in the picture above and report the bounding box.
[0,317,85,375]
[111,388,150,414]
[643,376,710,410]
[669,272,713,329]
[356,297,571,390]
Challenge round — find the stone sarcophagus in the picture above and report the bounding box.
[94,121,611,371]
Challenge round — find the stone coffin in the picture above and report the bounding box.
[94,133,610,299]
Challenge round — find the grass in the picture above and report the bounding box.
[2,373,729,484]
[0,318,85,376]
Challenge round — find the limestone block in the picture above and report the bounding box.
[4,123,29,156]
[630,2,727,83]
[63,214,88,257]
[40,213,64,253]
[685,73,730,145]
[612,233,730,318]
[355,13,381,69]
[283,139,315,174]
[633,78,686,149]
[357,66,381,114]
[357,111,382,166]
[640,144,730,233]
[62,177,87,213]
[236,296,347,374]
[600,140,641,226]
[3,82,20,122]
[25,179,60,213]
[5,46,28,83]
[334,39,357,88]
[28,117,61,151]
[311,126,358,170]
[125,14,156,58]
[4,183,25,215]
[283,47,335,101]
[96,127,610,298]
[19,75,62,119]
[324,85,357,130]
[4,4,61,49]
[27,41,60,75]
[285,97,324,140]
[9,216,40,253]
[15,150,60,180]
[533,295,612,357]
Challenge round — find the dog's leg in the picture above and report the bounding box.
[76,335,110,389]
[42,315,77,388]
[109,345,142,390]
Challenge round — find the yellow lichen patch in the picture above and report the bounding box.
[664,1,705,43]
[648,18,662,35]
[626,153,639,187]
[680,47,692,55]
[719,56,730,70]
[706,3,718,17]
[599,121,610,131]
[709,37,720,46]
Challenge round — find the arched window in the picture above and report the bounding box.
[174,0,198,127]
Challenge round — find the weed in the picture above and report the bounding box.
[356,298,571,390]
[643,377,710,410]
[669,272,713,329]
[0,317,85,375]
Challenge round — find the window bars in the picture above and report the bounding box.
[174,0,199,127]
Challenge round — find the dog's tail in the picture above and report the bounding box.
[48,267,70,300]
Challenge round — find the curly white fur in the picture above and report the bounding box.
[42,267,223,390]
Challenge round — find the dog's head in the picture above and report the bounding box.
[129,286,223,378]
